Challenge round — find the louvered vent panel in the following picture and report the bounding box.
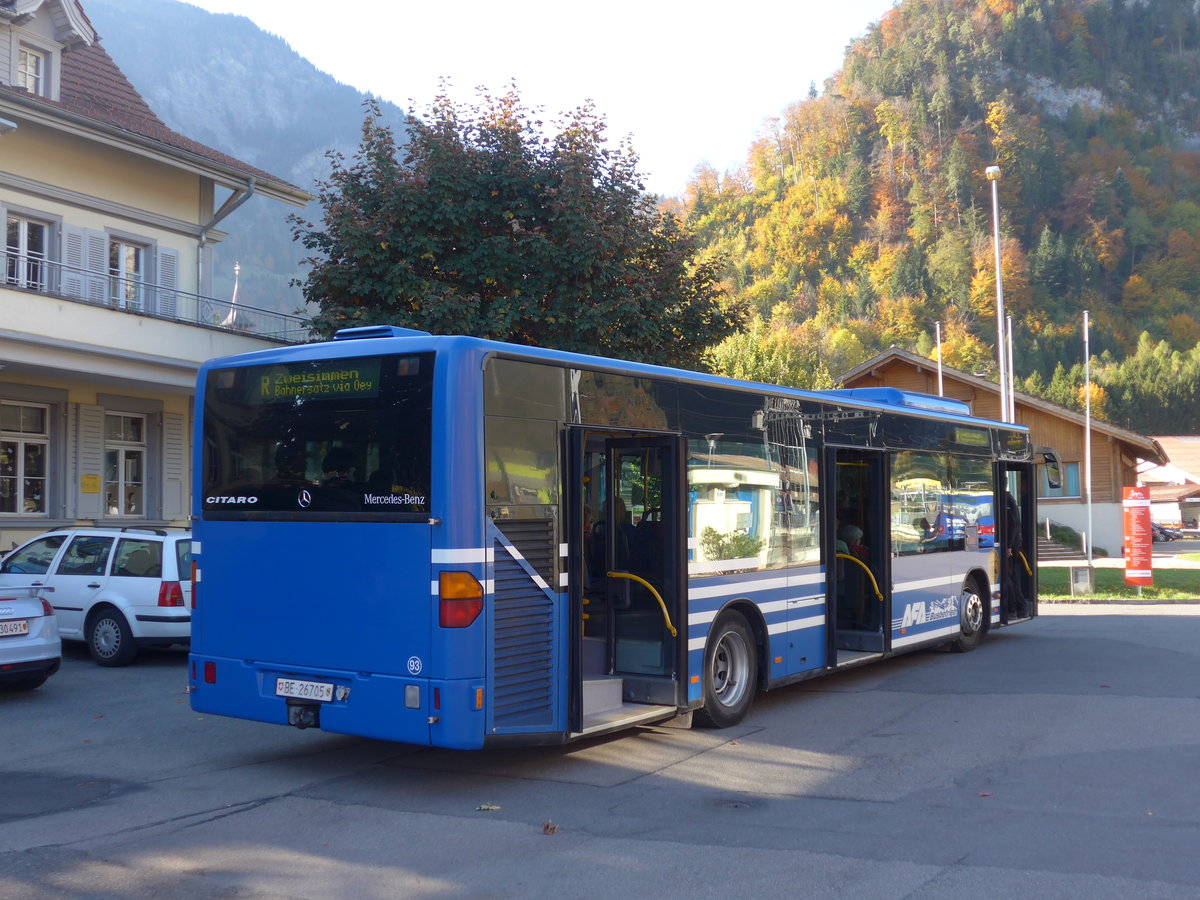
[495,518,555,582]
[491,547,555,729]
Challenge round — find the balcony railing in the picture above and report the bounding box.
[4,252,313,344]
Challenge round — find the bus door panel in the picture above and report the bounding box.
[829,449,887,658]
[998,462,1036,620]
[605,437,682,692]
[568,430,683,731]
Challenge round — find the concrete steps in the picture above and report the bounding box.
[1038,536,1083,560]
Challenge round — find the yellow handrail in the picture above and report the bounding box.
[836,553,884,602]
[1017,550,1032,576]
[606,571,677,638]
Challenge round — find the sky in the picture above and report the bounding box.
[182,0,898,197]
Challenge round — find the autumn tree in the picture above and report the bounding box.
[295,90,741,369]
[704,306,835,389]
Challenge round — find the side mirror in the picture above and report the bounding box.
[1041,449,1062,490]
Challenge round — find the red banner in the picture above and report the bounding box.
[1123,486,1153,586]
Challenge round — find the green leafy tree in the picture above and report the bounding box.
[294,90,741,368]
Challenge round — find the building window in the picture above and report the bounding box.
[0,402,49,515]
[17,46,44,95]
[1039,461,1081,499]
[6,215,49,291]
[109,239,144,309]
[105,413,145,516]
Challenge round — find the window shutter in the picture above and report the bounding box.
[156,247,179,317]
[62,226,107,301]
[161,412,186,521]
[75,404,105,519]
[84,230,107,302]
[62,224,85,298]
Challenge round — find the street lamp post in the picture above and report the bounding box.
[986,165,1009,423]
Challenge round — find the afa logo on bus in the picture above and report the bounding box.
[900,597,958,628]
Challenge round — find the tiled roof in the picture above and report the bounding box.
[1148,483,1200,503]
[55,41,292,187]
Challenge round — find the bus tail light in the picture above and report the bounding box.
[158,581,185,607]
[439,572,483,628]
[191,561,199,609]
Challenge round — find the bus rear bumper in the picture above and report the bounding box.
[187,654,486,749]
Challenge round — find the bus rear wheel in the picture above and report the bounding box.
[951,584,986,653]
[696,610,756,728]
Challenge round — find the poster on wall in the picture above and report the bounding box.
[1122,486,1153,587]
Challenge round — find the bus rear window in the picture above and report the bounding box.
[201,352,434,520]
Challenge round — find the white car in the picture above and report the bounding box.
[0,585,60,690]
[0,528,192,667]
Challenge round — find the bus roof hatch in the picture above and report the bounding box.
[333,325,432,341]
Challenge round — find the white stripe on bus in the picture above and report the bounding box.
[891,575,958,594]
[431,548,492,564]
[688,594,825,627]
[891,623,960,648]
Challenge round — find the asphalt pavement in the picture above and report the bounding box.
[4,607,1200,898]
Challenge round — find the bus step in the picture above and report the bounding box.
[583,676,624,716]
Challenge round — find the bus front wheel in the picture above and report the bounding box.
[951,584,987,653]
[696,610,757,728]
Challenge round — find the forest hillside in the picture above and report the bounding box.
[684,0,1200,432]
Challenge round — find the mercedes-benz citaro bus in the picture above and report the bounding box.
[189,326,1057,749]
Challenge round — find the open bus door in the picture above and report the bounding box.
[828,449,889,663]
[998,461,1038,620]
[567,428,685,735]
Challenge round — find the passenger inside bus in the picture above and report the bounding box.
[838,522,872,631]
[321,446,356,487]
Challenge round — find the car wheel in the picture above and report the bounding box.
[88,608,138,667]
[695,609,757,728]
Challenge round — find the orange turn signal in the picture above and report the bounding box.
[439,571,483,628]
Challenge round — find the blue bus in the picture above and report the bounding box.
[189,326,1054,748]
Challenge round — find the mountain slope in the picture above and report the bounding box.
[686,0,1200,413]
[85,0,406,312]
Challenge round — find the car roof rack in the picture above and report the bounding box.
[46,525,187,536]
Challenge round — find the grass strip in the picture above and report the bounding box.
[1039,566,1200,601]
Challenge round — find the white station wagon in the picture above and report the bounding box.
[0,528,192,667]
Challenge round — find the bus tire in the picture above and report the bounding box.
[950,583,987,653]
[695,609,757,728]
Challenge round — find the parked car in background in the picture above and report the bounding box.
[0,585,60,690]
[0,528,192,667]
[1151,522,1182,542]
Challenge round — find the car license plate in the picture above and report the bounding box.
[0,619,30,637]
[275,677,334,702]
